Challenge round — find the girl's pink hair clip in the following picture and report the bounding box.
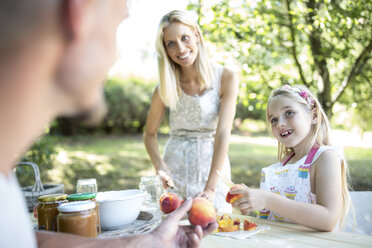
[281,85,315,107]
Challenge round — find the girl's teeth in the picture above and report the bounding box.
[281,130,292,137]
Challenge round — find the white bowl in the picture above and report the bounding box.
[96,189,146,230]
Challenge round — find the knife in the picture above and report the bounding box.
[216,170,235,188]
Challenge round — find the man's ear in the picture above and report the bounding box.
[311,108,318,124]
[62,0,91,41]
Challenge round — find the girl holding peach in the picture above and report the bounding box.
[143,10,239,213]
[229,85,352,231]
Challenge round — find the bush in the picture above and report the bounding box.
[16,135,58,187]
[50,77,157,135]
[100,77,156,133]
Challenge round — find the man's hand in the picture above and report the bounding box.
[150,198,218,248]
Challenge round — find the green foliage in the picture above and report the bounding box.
[350,83,372,132]
[50,77,157,135]
[188,0,372,124]
[236,119,268,134]
[100,77,156,133]
[16,135,58,187]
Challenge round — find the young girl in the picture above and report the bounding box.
[143,10,239,212]
[230,85,352,231]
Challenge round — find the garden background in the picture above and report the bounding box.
[16,0,372,194]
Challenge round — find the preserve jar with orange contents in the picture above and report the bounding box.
[57,201,97,238]
[67,192,101,233]
[37,193,68,231]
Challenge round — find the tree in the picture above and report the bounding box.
[188,0,372,120]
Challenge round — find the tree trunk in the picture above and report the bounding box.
[285,0,309,87]
[305,0,332,117]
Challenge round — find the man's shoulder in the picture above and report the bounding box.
[0,173,37,248]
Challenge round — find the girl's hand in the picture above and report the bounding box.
[198,189,216,203]
[230,185,268,215]
[157,167,175,189]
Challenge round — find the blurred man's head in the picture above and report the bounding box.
[0,0,128,169]
[0,0,128,124]
[0,1,61,52]
[54,0,128,124]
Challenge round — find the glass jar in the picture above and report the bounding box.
[37,193,68,231]
[57,201,97,238]
[139,175,164,210]
[67,192,101,233]
[76,178,97,193]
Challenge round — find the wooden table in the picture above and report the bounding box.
[201,214,372,248]
[31,211,371,247]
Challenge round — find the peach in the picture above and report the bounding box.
[233,218,240,226]
[225,184,245,204]
[218,218,239,232]
[216,215,222,222]
[159,192,181,214]
[220,224,239,232]
[243,219,257,231]
[216,215,245,232]
[188,197,216,228]
[220,214,232,221]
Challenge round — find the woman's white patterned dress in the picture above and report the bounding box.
[163,65,232,213]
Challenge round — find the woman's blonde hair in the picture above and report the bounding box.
[266,84,353,229]
[155,10,212,110]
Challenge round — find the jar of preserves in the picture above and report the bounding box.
[67,192,101,233]
[37,193,68,231]
[57,201,97,238]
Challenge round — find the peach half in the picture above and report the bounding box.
[243,219,257,231]
[220,224,239,232]
[218,218,239,232]
[225,184,245,204]
[159,192,181,214]
[188,197,216,228]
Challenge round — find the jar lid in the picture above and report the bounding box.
[67,192,97,201]
[58,201,96,212]
[38,193,68,202]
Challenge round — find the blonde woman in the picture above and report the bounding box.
[230,85,352,231]
[143,10,239,212]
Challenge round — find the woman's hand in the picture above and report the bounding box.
[198,188,216,203]
[157,165,175,189]
[230,184,268,215]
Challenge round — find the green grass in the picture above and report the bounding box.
[228,141,277,187]
[35,134,372,193]
[343,147,372,191]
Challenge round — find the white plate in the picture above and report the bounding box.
[212,225,271,239]
[99,211,162,237]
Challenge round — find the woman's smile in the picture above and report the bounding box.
[178,51,191,60]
